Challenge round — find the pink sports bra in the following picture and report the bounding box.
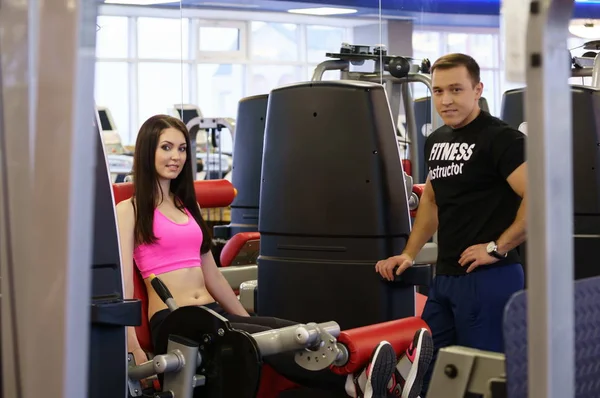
[133,207,203,279]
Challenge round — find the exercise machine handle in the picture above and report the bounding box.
[150,274,179,312]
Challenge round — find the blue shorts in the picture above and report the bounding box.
[421,263,525,396]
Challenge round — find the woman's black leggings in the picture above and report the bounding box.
[149,303,348,393]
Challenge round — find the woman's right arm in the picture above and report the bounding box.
[116,200,147,363]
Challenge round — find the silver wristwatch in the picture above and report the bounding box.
[486,241,507,260]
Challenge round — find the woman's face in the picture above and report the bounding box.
[155,127,187,181]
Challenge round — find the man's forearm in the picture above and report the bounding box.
[497,195,527,254]
[403,199,439,259]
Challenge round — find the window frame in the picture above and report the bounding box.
[413,26,502,115]
[197,20,248,61]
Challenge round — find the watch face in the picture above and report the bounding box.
[486,241,496,253]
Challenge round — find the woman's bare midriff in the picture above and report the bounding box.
[145,266,216,320]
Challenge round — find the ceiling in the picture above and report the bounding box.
[155,0,600,27]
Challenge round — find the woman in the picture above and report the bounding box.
[116,114,432,398]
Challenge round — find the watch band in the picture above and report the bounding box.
[490,249,507,260]
[488,241,508,259]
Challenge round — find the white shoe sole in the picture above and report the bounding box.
[401,329,434,398]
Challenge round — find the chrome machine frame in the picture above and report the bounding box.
[1,0,99,397]
[171,103,236,183]
[185,116,236,181]
[526,0,575,396]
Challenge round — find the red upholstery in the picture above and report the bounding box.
[220,232,261,267]
[410,183,426,218]
[112,179,237,209]
[112,179,236,353]
[257,365,300,397]
[412,183,424,197]
[193,179,237,209]
[330,317,430,376]
[402,159,412,176]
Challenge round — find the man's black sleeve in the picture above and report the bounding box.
[491,128,526,179]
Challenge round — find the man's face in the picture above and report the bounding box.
[432,65,483,129]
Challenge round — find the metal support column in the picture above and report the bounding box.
[0,1,36,397]
[525,1,575,397]
[401,83,420,183]
[0,0,100,396]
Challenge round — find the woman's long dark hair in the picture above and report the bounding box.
[132,114,212,254]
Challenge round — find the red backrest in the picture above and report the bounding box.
[402,159,412,177]
[112,179,236,353]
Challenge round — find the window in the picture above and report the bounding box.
[96,16,128,58]
[94,62,130,142]
[480,69,497,115]
[412,31,442,63]
[499,70,525,94]
[197,21,247,61]
[415,30,503,115]
[250,22,299,62]
[469,34,497,68]
[199,26,240,52]
[138,17,190,60]
[410,82,431,102]
[137,63,190,128]
[196,63,241,154]
[247,65,303,96]
[446,33,467,54]
[307,66,340,81]
[306,25,346,63]
[197,64,245,120]
[94,13,362,146]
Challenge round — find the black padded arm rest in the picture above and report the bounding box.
[90,298,142,327]
[391,264,432,287]
[213,224,232,240]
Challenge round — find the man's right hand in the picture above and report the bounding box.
[375,254,414,281]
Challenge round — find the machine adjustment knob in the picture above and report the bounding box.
[389,57,411,78]
[444,364,458,379]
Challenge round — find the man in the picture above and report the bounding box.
[375,53,527,396]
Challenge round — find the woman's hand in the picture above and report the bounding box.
[132,347,149,366]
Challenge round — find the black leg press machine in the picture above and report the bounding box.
[121,273,429,398]
[127,275,345,398]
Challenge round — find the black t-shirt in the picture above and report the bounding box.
[424,110,525,275]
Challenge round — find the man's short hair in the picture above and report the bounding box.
[431,53,481,86]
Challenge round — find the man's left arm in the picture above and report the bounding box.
[496,162,527,254]
[459,129,527,273]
